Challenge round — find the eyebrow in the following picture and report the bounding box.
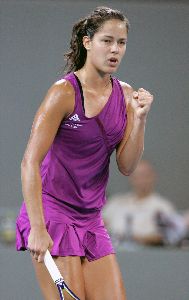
[103,35,127,41]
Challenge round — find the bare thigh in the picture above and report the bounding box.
[82,254,127,300]
[31,255,85,300]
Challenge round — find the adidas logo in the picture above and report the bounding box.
[69,114,80,122]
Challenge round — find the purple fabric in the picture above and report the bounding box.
[16,72,126,259]
[40,72,127,210]
[16,193,115,261]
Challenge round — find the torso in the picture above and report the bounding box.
[63,73,133,121]
[39,72,128,211]
[74,72,113,119]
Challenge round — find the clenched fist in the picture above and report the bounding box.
[131,88,153,120]
[27,226,53,262]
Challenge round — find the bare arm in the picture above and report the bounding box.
[21,79,75,261]
[116,83,153,175]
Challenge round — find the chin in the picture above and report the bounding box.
[108,64,120,73]
[104,67,118,75]
[97,65,118,76]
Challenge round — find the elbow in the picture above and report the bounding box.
[21,158,27,172]
[21,158,41,184]
[21,159,29,184]
[116,155,131,176]
[21,158,31,170]
[21,157,40,171]
[117,158,140,176]
[117,164,134,176]
[21,159,31,178]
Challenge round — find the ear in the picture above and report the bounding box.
[83,35,91,51]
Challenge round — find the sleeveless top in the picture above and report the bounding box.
[40,72,127,212]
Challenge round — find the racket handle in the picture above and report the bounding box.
[44,249,64,283]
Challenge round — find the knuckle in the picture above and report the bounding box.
[38,257,43,263]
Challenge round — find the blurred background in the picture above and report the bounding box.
[0,0,189,299]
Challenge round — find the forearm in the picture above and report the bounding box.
[117,118,146,175]
[21,161,45,228]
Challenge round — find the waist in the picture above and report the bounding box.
[42,192,102,222]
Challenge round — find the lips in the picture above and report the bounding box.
[108,57,119,66]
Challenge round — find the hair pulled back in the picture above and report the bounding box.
[64,6,130,74]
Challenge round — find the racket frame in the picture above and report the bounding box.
[44,249,80,300]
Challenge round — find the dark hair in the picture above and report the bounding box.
[64,6,130,74]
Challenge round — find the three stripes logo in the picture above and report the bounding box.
[69,114,80,122]
[65,114,82,129]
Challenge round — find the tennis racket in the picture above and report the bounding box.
[44,249,80,300]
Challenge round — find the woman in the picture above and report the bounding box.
[16,6,153,300]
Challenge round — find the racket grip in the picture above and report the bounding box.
[44,249,63,283]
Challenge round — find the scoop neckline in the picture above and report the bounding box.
[73,72,114,120]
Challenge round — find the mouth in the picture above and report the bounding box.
[108,57,119,67]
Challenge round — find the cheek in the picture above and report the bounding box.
[90,45,107,62]
[92,43,107,54]
[91,40,108,54]
[121,46,127,57]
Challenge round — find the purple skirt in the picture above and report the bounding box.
[16,193,115,261]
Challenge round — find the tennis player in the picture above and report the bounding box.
[16,6,153,300]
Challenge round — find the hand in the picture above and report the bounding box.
[27,225,53,263]
[131,88,154,121]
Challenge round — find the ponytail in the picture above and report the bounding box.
[64,18,88,74]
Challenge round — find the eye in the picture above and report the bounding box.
[119,40,127,45]
[103,39,111,43]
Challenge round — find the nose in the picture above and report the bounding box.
[110,42,119,53]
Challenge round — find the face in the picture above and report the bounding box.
[83,19,128,74]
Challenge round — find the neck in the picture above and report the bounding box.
[75,65,111,90]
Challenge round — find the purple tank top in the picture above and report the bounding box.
[41,72,127,211]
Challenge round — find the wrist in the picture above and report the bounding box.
[133,115,147,128]
[30,222,46,230]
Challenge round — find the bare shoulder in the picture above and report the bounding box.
[54,78,75,96]
[119,80,134,92]
[47,78,75,104]
[41,78,75,116]
[119,80,134,105]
